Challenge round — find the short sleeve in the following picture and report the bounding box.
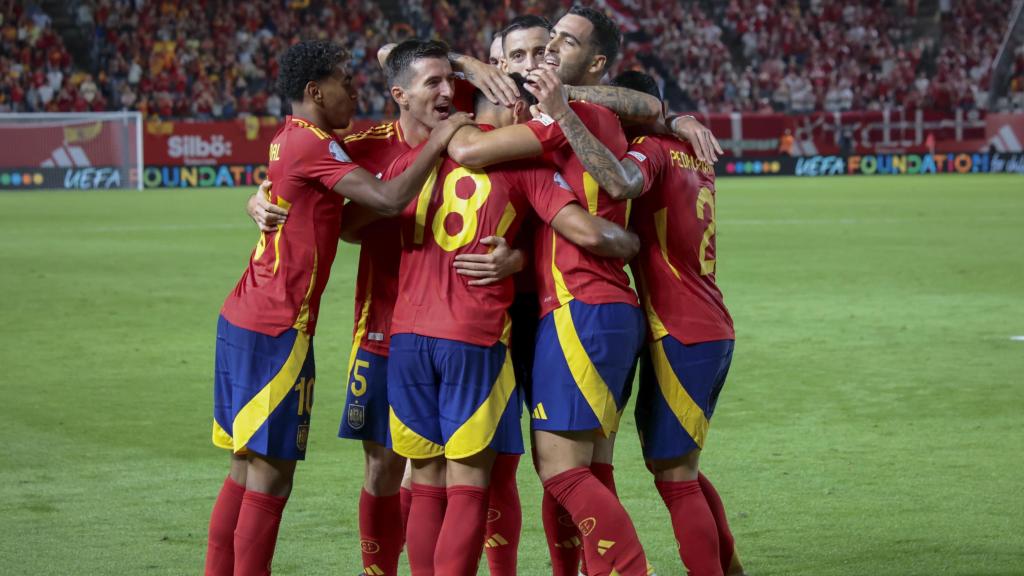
[525,112,567,154]
[515,166,579,224]
[294,135,361,190]
[623,136,665,197]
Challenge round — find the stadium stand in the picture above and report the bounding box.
[0,0,1020,118]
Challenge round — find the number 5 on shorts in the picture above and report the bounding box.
[351,360,370,397]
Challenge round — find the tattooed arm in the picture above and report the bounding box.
[526,69,645,200]
[564,84,661,125]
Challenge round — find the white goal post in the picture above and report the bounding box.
[0,111,144,190]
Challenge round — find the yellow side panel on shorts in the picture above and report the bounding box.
[211,419,234,451]
[231,331,311,453]
[445,349,517,460]
[650,339,709,448]
[552,304,618,436]
[390,408,445,459]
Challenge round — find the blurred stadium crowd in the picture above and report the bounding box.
[1,0,1022,118]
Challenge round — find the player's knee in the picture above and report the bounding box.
[648,448,701,482]
[246,454,297,497]
[364,449,406,494]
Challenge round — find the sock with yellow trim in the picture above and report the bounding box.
[542,487,581,576]
[484,454,521,576]
[580,462,618,575]
[359,489,403,575]
[407,483,446,576]
[434,485,488,575]
[204,476,245,576]
[543,467,648,576]
[656,479,722,576]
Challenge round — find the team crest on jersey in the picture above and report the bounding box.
[329,140,352,163]
[347,403,366,430]
[487,508,502,523]
[296,424,309,451]
[360,539,381,554]
[578,517,597,536]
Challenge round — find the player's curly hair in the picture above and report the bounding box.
[385,39,451,88]
[277,40,349,102]
[612,71,661,100]
[567,5,621,71]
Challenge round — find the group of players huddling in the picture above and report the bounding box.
[203,5,742,576]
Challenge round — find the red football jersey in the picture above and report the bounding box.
[624,134,734,344]
[525,101,639,316]
[340,121,411,356]
[384,135,578,347]
[221,116,359,336]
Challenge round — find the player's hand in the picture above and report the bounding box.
[453,237,525,286]
[670,116,723,164]
[524,68,570,120]
[247,180,287,232]
[429,111,476,146]
[459,57,519,107]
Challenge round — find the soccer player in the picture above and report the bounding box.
[532,68,745,576]
[247,40,526,576]
[381,72,641,576]
[204,40,471,576]
[445,7,662,575]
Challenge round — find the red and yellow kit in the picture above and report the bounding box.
[624,134,734,344]
[340,121,412,356]
[524,101,638,316]
[220,115,359,337]
[385,130,579,347]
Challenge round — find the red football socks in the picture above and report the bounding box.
[484,454,522,576]
[232,489,288,576]
[656,480,723,576]
[400,486,413,541]
[581,462,618,575]
[589,462,617,495]
[698,472,737,574]
[358,489,403,576]
[205,476,246,576]
[407,483,447,576]
[542,488,582,576]
[543,467,648,576]
[434,485,489,575]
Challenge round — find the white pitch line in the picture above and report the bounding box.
[1011,336,1024,342]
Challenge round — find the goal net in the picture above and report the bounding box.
[0,112,143,190]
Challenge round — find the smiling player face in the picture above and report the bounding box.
[402,57,455,129]
[544,14,598,85]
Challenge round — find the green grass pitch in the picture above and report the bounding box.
[1,174,1022,575]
